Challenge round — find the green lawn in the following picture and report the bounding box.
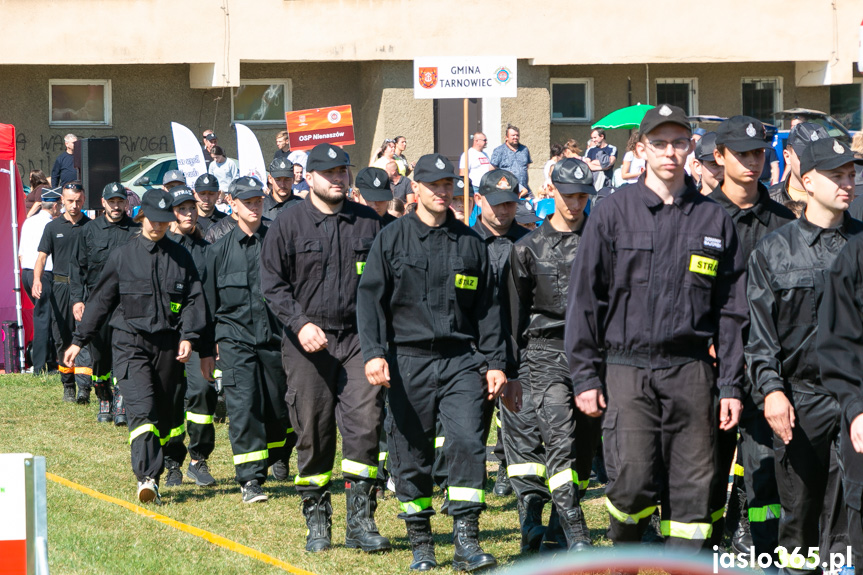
[0,373,618,575]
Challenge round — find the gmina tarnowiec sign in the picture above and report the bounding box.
[413,56,517,99]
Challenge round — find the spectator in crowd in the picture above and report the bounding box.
[620,132,646,185]
[690,132,722,195]
[292,163,310,197]
[51,134,78,188]
[393,136,413,177]
[386,160,413,203]
[388,197,405,219]
[202,130,217,167]
[372,139,397,170]
[852,132,863,155]
[274,130,292,162]
[460,132,492,192]
[540,143,564,198]
[584,128,617,187]
[208,146,239,193]
[25,170,50,216]
[562,139,583,159]
[450,179,474,224]
[491,125,532,194]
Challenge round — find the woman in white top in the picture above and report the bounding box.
[620,132,645,184]
[207,146,239,192]
[371,139,396,170]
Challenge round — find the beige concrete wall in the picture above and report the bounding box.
[0,0,858,86]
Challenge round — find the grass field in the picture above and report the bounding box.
[0,373,620,575]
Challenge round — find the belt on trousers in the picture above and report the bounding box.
[393,341,472,358]
[53,274,69,284]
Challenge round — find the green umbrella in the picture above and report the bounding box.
[592,104,655,130]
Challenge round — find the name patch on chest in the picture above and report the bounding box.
[689,255,718,277]
[703,236,723,250]
[174,282,185,291]
[454,274,478,290]
[56,233,64,238]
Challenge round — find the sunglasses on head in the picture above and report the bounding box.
[63,183,84,190]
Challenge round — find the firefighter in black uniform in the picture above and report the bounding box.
[260,144,389,553]
[767,122,829,205]
[567,105,748,550]
[748,138,861,573]
[263,158,302,221]
[32,182,91,402]
[357,153,516,572]
[709,116,796,555]
[193,173,226,234]
[204,176,294,503]
[64,189,207,504]
[355,167,397,226]
[164,186,217,487]
[71,182,140,424]
[504,159,599,552]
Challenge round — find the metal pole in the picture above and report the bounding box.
[8,159,25,370]
[463,98,469,225]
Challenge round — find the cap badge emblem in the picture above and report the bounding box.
[204,176,210,183]
[659,105,672,116]
[112,185,118,191]
[574,167,584,179]
[456,180,464,188]
[280,161,286,168]
[158,199,166,209]
[834,141,845,154]
[496,177,510,190]
[435,158,445,170]
[327,148,337,159]
[373,177,381,187]
[746,123,756,138]
[811,132,820,141]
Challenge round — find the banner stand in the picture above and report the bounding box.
[6,159,25,370]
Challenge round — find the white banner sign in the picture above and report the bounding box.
[235,123,267,185]
[413,56,517,99]
[170,122,207,187]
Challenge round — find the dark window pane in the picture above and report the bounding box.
[233,84,286,122]
[830,84,861,131]
[656,83,691,114]
[552,83,586,119]
[742,80,777,124]
[51,84,106,123]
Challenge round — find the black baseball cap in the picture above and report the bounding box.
[514,199,537,224]
[169,185,196,207]
[102,182,126,200]
[355,167,393,202]
[305,143,353,173]
[551,158,596,195]
[715,116,770,152]
[141,189,176,222]
[228,176,266,200]
[479,169,520,205]
[413,153,460,183]
[787,122,831,156]
[695,132,718,162]
[454,178,471,196]
[268,158,293,178]
[204,133,217,141]
[639,104,692,135]
[194,173,219,193]
[799,138,863,175]
[162,170,186,186]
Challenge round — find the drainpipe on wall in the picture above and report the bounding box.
[645,64,650,105]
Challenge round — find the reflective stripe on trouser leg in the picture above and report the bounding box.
[400,497,433,515]
[606,499,657,525]
[342,459,378,480]
[184,350,217,461]
[748,504,781,523]
[507,463,548,480]
[294,471,332,487]
[448,486,485,504]
[548,469,577,492]
[660,520,713,540]
[186,412,214,425]
[160,424,185,445]
[130,424,160,444]
[234,450,269,466]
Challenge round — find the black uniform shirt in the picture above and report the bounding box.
[382,212,398,227]
[72,234,207,350]
[197,209,226,234]
[471,220,530,282]
[204,215,237,244]
[261,199,381,334]
[37,213,92,277]
[356,210,508,371]
[748,213,863,397]
[262,193,302,222]
[71,214,140,304]
[768,179,793,205]
[566,179,749,399]
[205,224,280,346]
[708,182,796,260]
[166,231,209,282]
[509,216,585,347]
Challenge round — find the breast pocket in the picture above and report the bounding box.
[294,239,323,280]
[90,239,111,266]
[352,237,374,277]
[450,256,481,309]
[531,259,559,307]
[773,270,816,327]
[392,254,427,305]
[166,275,189,317]
[684,236,721,290]
[613,232,652,286]
[119,279,153,319]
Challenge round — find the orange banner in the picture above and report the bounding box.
[285,105,355,151]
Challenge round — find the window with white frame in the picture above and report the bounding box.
[741,77,783,125]
[550,79,593,123]
[49,80,112,127]
[656,78,698,116]
[231,79,292,124]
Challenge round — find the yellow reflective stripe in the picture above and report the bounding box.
[733,463,745,477]
[113,377,118,385]
[605,499,657,525]
[233,450,269,466]
[434,436,445,448]
[495,415,502,428]
[454,274,478,290]
[294,471,331,487]
[286,427,294,434]
[507,463,548,479]
[711,508,725,523]
[91,372,112,382]
[159,424,186,445]
[213,369,223,378]
[400,497,432,514]
[341,459,378,479]
[170,302,182,313]
[129,424,159,444]
[748,504,781,522]
[185,412,214,425]
[267,438,286,449]
[448,486,485,503]
[548,469,577,492]
[577,479,590,491]
[378,452,388,462]
[689,255,718,276]
[660,520,712,540]
[776,545,820,570]
[356,262,366,275]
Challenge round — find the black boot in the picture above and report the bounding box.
[345,479,391,552]
[63,385,76,402]
[452,513,496,572]
[76,383,91,405]
[492,463,512,497]
[94,383,113,423]
[540,505,567,552]
[731,488,753,554]
[406,519,437,571]
[302,492,332,552]
[559,505,592,551]
[516,494,546,553]
[641,509,665,544]
[112,385,127,426]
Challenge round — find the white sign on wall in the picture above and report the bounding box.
[413,56,517,99]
